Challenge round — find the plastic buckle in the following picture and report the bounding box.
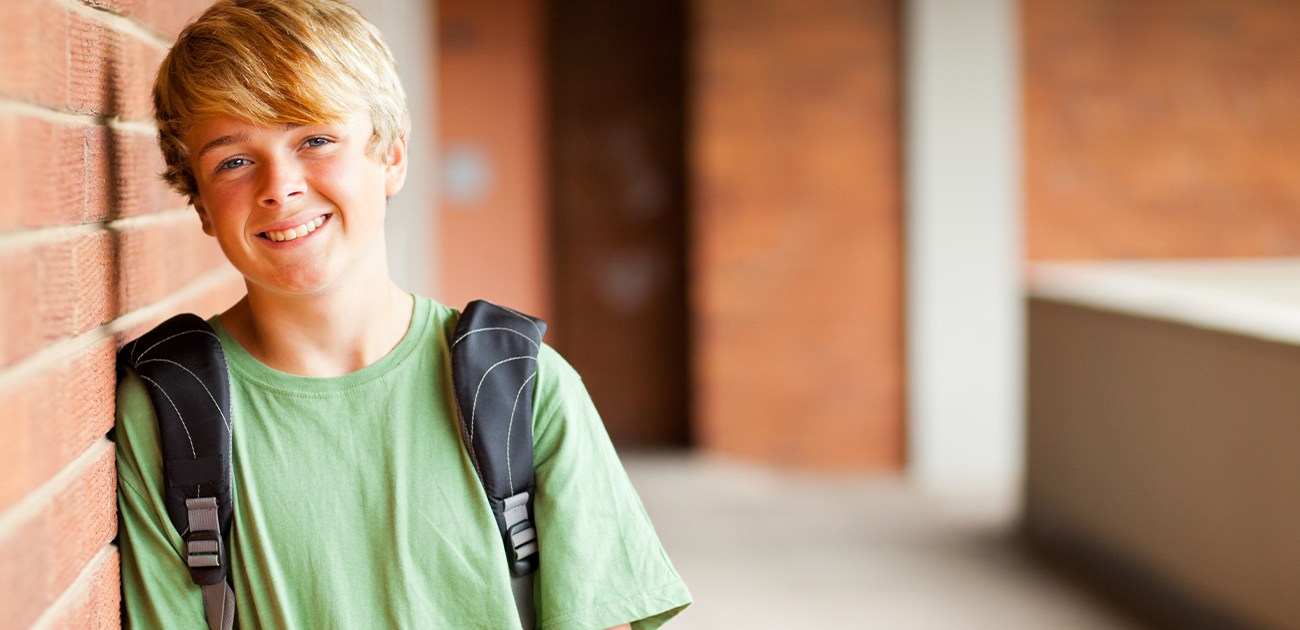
[502,491,539,576]
[185,529,226,585]
[507,520,539,576]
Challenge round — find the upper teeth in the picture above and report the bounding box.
[265,216,326,242]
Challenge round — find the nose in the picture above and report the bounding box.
[258,157,306,208]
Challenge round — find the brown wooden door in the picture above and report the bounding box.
[548,0,691,447]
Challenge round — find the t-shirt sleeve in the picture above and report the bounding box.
[530,344,692,630]
[114,369,209,628]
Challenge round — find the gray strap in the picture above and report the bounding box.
[511,574,536,630]
[186,497,220,532]
[186,497,236,630]
[503,492,537,628]
[202,581,236,630]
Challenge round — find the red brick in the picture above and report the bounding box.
[109,129,190,219]
[0,231,118,369]
[0,501,48,628]
[117,217,231,315]
[0,116,93,231]
[0,340,116,513]
[68,11,166,121]
[0,442,116,629]
[0,116,178,232]
[0,114,21,229]
[0,1,71,109]
[38,548,121,630]
[0,218,230,367]
[89,0,212,42]
[51,447,118,600]
[196,273,247,314]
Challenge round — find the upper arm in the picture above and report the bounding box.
[529,345,691,630]
[115,370,208,627]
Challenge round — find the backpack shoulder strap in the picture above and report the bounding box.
[450,300,547,629]
[118,313,236,630]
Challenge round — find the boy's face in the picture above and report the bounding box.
[186,110,408,297]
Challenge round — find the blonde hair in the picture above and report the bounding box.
[154,0,409,199]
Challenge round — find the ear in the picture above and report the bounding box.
[193,197,216,236]
[384,133,409,197]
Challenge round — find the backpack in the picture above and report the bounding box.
[117,300,547,630]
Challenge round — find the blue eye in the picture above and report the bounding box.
[304,136,333,148]
[217,157,249,172]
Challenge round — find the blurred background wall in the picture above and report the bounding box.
[434,0,547,318]
[353,0,441,300]
[1025,0,1300,260]
[691,0,904,470]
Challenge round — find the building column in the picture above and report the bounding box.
[903,0,1023,489]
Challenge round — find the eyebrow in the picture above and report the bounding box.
[195,132,250,162]
[192,123,316,163]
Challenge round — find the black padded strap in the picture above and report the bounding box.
[118,313,234,593]
[450,300,546,578]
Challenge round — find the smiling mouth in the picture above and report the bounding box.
[260,215,327,242]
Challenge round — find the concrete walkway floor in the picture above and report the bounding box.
[622,452,1149,630]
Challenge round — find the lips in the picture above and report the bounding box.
[259,214,328,242]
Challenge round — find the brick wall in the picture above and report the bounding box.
[0,0,242,626]
[691,0,904,471]
[1025,0,1300,259]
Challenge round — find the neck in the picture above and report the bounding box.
[222,277,415,378]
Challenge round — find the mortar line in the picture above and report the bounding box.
[0,207,197,250]
[0,438,113,542]
[30,544,119,630]
[50,0,174,49]
[0,100,158,131]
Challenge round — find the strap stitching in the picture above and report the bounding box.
[137,374,198,459]
[134,329,222,363]
[451,327,541,350]
[135,358,232,434]
[496,304,543,338]
[469,356,537,445]
[505,371,538,496]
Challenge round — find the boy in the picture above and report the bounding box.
[114,0,691,627]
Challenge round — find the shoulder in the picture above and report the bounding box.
[115,368,157,446]
[114,367,166,499]
[533,343,595,421]
[536,343,582,389]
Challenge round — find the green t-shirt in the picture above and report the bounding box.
[115,296,690,629]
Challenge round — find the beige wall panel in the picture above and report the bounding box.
[1027,299,1300,628]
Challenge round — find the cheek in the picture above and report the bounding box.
[196,187,254,235]
[316,156,388,201]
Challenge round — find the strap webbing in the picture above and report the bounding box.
[202,582,236,630]
[511,574,536,630]
[186,497,235,629]
[504,491,536,628]
[186,497,220,533]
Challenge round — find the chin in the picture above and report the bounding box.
[250,270,339,297]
